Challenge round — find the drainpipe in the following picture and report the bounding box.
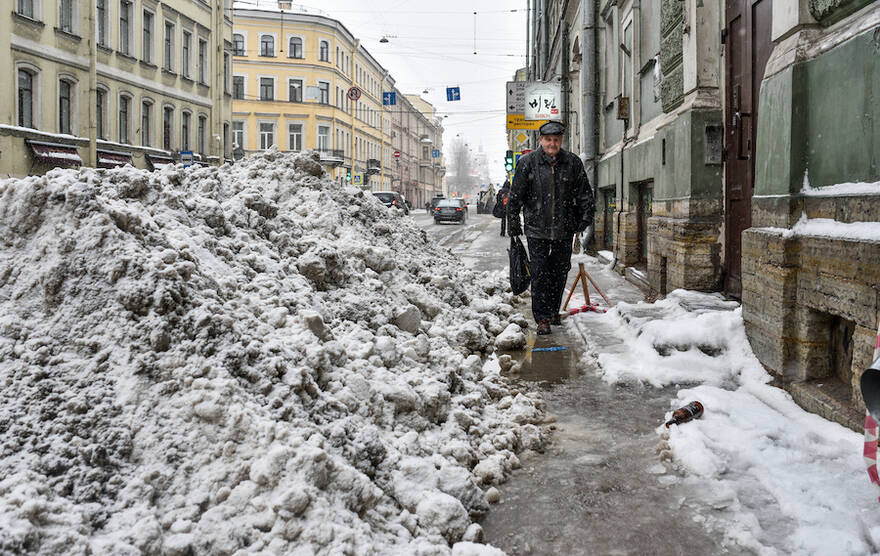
[88,0,97,168]
[542,0,550,78]
[581,0,596,189]
[562,22,569,130]
[525,0,531,78]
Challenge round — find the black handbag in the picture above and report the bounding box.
[508,236,531,295]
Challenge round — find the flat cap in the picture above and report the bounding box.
[539,121,565,135]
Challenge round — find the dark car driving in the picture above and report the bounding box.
[433,198,468,224]
[372,191,409,215]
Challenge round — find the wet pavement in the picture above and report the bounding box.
[416,212,745,555]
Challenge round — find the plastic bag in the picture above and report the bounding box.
[508,236,531,295]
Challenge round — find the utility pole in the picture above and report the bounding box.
[350,40,359,188]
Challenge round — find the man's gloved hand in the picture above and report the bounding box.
[508,219,523,237]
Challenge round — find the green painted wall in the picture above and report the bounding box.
[810,0,877,25]
[755,27,879,196]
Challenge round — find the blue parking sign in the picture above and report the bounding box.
[446,87,461,101]
[383,91,396,105]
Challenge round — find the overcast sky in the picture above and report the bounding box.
[235,0,528,184]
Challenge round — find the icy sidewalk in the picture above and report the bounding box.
[566,259,880,555]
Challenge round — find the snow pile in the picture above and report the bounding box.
[0,151,545,554]
[578,289,880,554]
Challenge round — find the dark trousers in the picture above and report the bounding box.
[526,236,573,322]
[500,216,507,236]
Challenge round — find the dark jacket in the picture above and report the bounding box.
[507,147,594,240]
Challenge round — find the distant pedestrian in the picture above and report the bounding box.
[507,121,594,335]
[425,201,432,213]
[493,180,511,236]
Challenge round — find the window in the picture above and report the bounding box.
[259,122,275,150]
[182,31,191,77]
[181,112,190,151]
[59,0,73,33]
[97,0,107,45]
[119,1,131,54]
[260,35,274,57]
[198,38,207,83]
[119,95,130,144]
[224,122,230,157]
[17,69,34,128]
[224,53,230,93]
[259,77,274,101]
[164,21,175,71]
[318,81,329,104]
[233,33,245,56]
[232,121,244,149]
[163,106,173,150]
[288,37,303,58]
[233,76,244,99]
[198,115,206,154]
[96,89,106,139]
[59,79,72,135]
[143,10,153,63]
[317,125,329,150]
[622,15,633,107]
[288,123,302,151]
[319,40,329,62]
[141,101,151,146]
[288,78,302,102]
[17,0,34,18]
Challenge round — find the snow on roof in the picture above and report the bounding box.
[0,151,537,553]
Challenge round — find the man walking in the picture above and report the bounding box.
[507,121,594,335]
[493,180,511,236]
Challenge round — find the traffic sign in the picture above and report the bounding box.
[347,87,362,101]
[393,150,401,158]
[506,81,527,114]
[506,114,544,130]
[352,172,364,186]
[432,149,440,158]
[180,150,194,168]
[383,91,397,105]
[446,86,461,101]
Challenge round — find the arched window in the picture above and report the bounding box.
[319,40,329,62]
[260,34,274,57]
[17,68,35,128]
[233,33,244,56]
[288,37,303,58]
[58,78,74,135]
[118,93,132,144]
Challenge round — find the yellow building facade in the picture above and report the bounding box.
[232,7,396,189]
[1,0,234,177]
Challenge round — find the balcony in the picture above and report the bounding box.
[419,134,432,143]
[317,149,345,167]
[366,158,381,175]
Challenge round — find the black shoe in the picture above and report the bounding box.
[551,314,562,326]
[536,320,552,335]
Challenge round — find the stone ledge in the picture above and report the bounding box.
[773,377,863,432]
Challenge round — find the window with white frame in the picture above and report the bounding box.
[232,120,245,149]
[17,0,35,19]
[260,77,274,101]
[141,100,152,146]
[233,76,244,99]
[317,125,329,151]
[182,30,191,78]
[259,122,275,150]
[260,34,274,57]
[96,87,107,139]
[164,21,175,71]
[318,81,329,104]
[198,38,207,83]
[119,1,132,55]
[233,33,245,55]
[181,111,190,151]
[59,0,74,33]
[319,40,329,62]
[288,78,302,102]
[163,105,173,150]
[288,123,303,151]
[17,67,36,129]
[288,37,303,58]
[119,94,131,144]
[96,0,107,45]
[197,114,206,154]
[58,78,74,135]
[143,10,154,63]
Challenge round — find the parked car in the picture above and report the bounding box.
[434,198,468,224]
[372,191,409,215]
